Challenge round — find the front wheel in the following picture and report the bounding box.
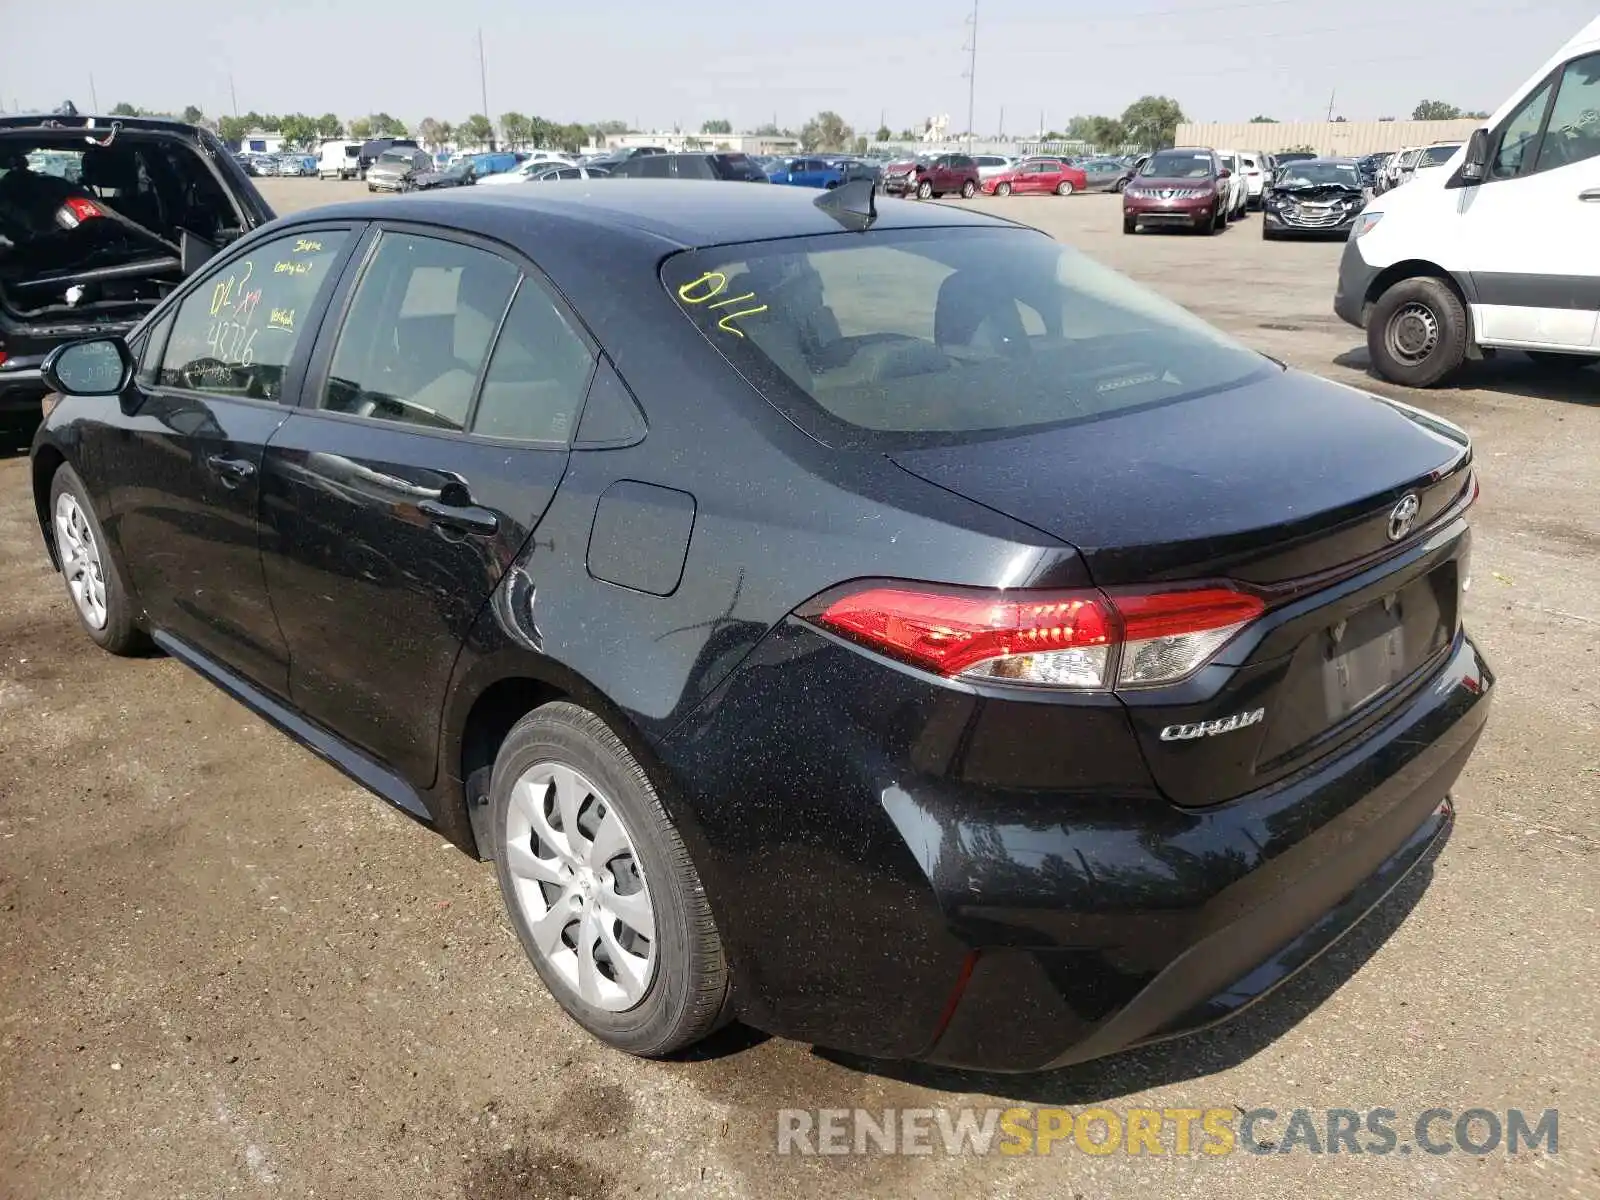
[995,181,1012,197]
[916,180,933,200]
[490,702,729,1057]
[960,180,976,198]
[1055,180,1075,196]
[1367,277,1469,387]
[1123,216,1137,234]
[48,465,146,655]
[1114,177,1128,192]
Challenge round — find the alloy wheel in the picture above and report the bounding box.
[54,492,108,630]
[1386,301,1440,366]
[503,762,656,1011]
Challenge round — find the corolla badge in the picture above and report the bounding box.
[1387,493,1421,542]
[1160,708,1266,741]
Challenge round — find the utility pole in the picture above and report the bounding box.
[998,105,1004,139]
[229,73,238,118]
[89,74,99,112]
[478,28,492,148]
[1326,89,1336,122]
[962,0,978,149]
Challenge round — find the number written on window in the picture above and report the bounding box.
[158,230,349,401]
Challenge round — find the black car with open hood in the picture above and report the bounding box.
[1261,157,1367,240]
[0,107,275,427]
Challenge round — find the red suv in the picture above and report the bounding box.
[882,153,981,199]
[1122,148,1229,235]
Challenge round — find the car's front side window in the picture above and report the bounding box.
[1534,53,1600,172]
[156,229,350,401]
[321,232,518,433]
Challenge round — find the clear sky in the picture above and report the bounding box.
[1,1,1593,134]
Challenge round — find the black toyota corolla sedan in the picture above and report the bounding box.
[29,181,1491,1072]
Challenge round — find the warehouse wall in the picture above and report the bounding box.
[1174,119,1482,156]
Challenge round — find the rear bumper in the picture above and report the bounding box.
[661,618,1492,1070]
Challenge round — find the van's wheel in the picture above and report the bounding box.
[48,465,147,655]
[960,180,976,198]
[1526,350,1600,370]
[995,182,1012,197]
[916,180,933,200]
[1055,180,1075,196]
[1367,277,1469,387]
[489,701,729,1057]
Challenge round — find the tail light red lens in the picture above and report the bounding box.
[808,584,1265,691]
[56,196,106,229]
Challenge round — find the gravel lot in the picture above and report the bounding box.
[1,177,1595,1199]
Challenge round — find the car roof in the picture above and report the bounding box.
[278,179,1021,251]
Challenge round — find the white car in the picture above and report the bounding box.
[520,165,610,182]
[1383,146,1423,191]
[1215,150,1249,219]
[1410,142,1464,178]
[476,151,578,186]
[1335,14,1600,385]
[972,154,1016,181]
[1237,150,1268,207]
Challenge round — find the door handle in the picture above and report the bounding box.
[1580,189,1600,202]
[206,454,256,485]
[418,497,500,536]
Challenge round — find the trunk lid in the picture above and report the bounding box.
[891,368,1474,805]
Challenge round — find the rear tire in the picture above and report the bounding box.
[489,701,729,1057]
[1367,276,1470,388]
[1114,177,1127,192]
[47,465,146,655]
[1123,217,1137,234]
[1055,181,1074,196]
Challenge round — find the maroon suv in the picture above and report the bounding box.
[882,153,981,199]
[1123,148,1229,235]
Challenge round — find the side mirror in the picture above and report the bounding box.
[1217,167,1232,179]
[41,338,133,397]
[1460,127,1489,183]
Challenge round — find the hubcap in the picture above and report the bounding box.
[1387,302,1440,365]
[54,492,108,630]
[503,763,656,1011]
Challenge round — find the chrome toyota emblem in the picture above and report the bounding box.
[1387,493,1421,541]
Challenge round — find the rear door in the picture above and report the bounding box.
[260,226,597,784]
[96,224,358,694]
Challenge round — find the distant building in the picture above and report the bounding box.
[593,131,802,156]
[234,129,285,155]
[1174,118,1481,157]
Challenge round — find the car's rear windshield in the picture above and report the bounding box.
[1140,151,1213,178]
[1419,144,1460,166]
[378,150,412,164]
[662,227,1269,450]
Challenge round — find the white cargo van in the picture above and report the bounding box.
[317,140,362,180]
[1336,16,1600,385]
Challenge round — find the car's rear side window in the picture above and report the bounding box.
[663,227,1268,449]
[472,278,596,443]
[322,232,518,432]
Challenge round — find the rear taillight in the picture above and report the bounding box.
[807,583,1265,691]
[56,196,106,229]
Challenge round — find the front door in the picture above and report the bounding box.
[261,228,594,785]
[97,226,357,694]
[1456,50,1600,349]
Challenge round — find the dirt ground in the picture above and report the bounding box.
[1,178,1595,1199]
